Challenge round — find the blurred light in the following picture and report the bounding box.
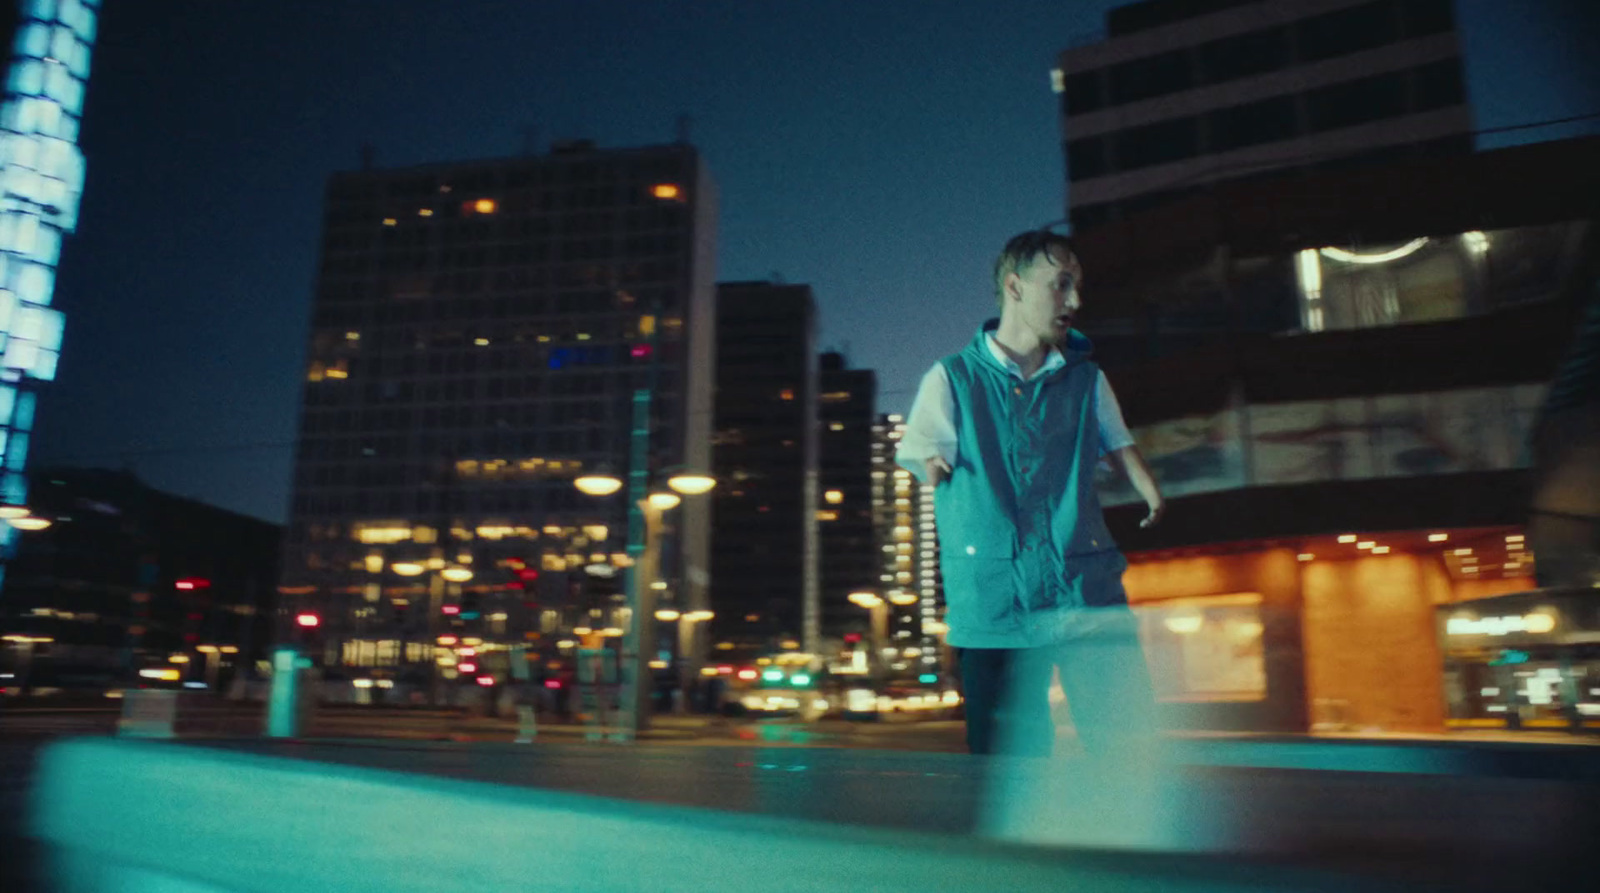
[1320,238,1429,264]
[9,516,53,530]
[1524,612,1556,634]
[1462,231,1489,255]
[1428,533,1449,542]
[381,218,397,226]
[442,605,461,615]
[1297,553,1315,562]
[655,609,681,621]
[441,566,474,583]
[139,668,181,681]
[545,679,562,689]
[790,673,812,686]
[196,645,218,654]
[573,626,592,635]
[684,610,715,622]
[667,473,716,495]
[651,183,681,200]
[295,613,320,628]
[352,678,374,689]
[167,654,190,664]
[457,662,477,674]
[575,474,624,496]
[919,673,937,684]
[737,669,758,681]
[437,635,458,645]
[474,198,496,214]
[762,669,784,682]
[1371,546,1391,554]
[700,667,718,677]
[647,491,681,511]
[476,676,495,687]
[824,490,843,505]
[1337,534,1357,543]
[391,562,424,576]
[377,680,394,689]
[1164,612,1203,635]
[0,505,28,519]
[716,665,733,675]
[1049,67,1064,93]
[1506,534,1525,543]
[220,646,239,654]
[1454,548,1473,556]
[648,660,669,669]
[1357,541,1375,550]
[650,580,668,590]
[848,591,882,608]
[417,208,434,217]
[474,337,490,346]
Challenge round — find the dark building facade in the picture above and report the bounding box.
[282,141,718,698]
[1071,136,1598,735]
[0,468,281,692]
[1058,0,1472,232]
[709,281,820,659]
[817,353,878,644]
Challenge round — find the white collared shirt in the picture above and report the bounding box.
[895,334,1135,482]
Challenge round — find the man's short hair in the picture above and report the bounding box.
[994,230,1077,309]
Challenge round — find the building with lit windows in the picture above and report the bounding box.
[0,0,98,575]
[864,414,946,683]
[709,281,819,660]
[1057,0,1470,232]
[1074,135,1597,734]
[1,468,280,692]
[282,141,718,698]
[817,353,877,643]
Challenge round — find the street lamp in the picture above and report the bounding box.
[849,591,889,682]
[574,471,715,736]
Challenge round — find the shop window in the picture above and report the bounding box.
[1135,593,1266,702]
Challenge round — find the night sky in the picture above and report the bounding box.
[30,0,1600,524]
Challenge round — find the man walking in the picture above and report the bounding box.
[897,229,1165,757]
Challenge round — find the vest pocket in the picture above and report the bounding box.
[1060,549,1130,608]
[942,556,1017,628]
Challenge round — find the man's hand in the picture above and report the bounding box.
[924,456,952,486]
[1139,498,1166,529]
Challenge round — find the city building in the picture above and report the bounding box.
[817,353,878,645]
[0,0,99,572]
[709,281,820,660]
[1,468,281,692]
[863,413,946,683]
[282,141,718,700]
[1071,135,1598,734]
[1056,0,1471,231]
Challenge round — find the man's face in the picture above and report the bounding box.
[1007,245,1082,347]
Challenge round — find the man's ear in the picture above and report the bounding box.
[1003,271,1022,303]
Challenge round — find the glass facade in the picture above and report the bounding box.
[0,0,97,561]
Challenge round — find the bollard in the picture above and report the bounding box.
[266,648,312,738]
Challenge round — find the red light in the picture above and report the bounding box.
[844,633,861,643]
[295,613,320,628]
[631,344,653,358]
[457,662,477,674]
[175,581,195,590]
[516,568,540,581]
[175,578,211,591]
[716,665,733,674]
[476,676,495,687]
[544,679,562,690]
[442,605,461,615]
[507,558,526,570]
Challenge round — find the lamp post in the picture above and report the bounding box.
[575,470,714,739]
[654,607,714,712]
[849,590,888,682]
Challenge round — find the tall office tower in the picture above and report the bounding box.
[0,0,98,572]
[283,141,718,690]
[1057,0,1471,231]
[869,414,945,682]
[709,281,820,659]
[817,352,877,644]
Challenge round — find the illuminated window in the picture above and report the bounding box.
[417,208,434,217]
[779,389,794,401]
[829,422,844,431]
[473,198,496,214]
[651,183,682,200]
[824,490,843,505]
[815,510,838,521]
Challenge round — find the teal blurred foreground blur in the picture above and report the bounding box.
[18,734,1600,892]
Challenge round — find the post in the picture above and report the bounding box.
[616,386,652,740]
[266,648,303,738]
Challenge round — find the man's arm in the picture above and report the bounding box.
[1111,446,1165,529]
[896,364,958,485]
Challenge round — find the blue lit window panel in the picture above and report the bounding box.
[13,392,35,431]
[5,431,29,471]
[32,347,56,380]
[0,386,15,421]
[37,307,62,350]
[1,470,24,505]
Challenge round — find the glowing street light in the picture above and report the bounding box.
[667,472,716,495]
[574,474,624,496]
[7,516,51,531]
[440,566,474,583]
[646,491,681,511]
[390,561,425,576]
[848,591,883,609]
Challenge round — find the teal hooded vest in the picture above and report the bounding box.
[934,321,1129,649]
